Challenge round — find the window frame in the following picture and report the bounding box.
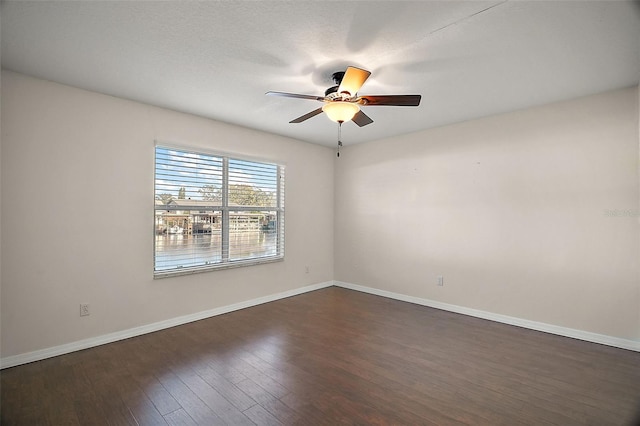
[153,143,285,278]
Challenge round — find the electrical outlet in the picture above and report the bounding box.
[437,276,444,286]
[80,304,90,317]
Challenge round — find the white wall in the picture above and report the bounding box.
[0,71,334,358]
[335,87,639,341]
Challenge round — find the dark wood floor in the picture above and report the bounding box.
[2,287,640,425]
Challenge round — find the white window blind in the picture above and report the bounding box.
[154,146,284,277]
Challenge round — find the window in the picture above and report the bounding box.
[154,145,284,277]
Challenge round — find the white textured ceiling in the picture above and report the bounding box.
[2,1,639,147]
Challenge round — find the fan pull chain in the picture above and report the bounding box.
[337,121,343,158]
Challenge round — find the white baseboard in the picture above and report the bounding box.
[334,280,640,352]
[0,281,334,369]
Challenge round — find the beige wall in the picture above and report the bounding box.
[0,71,334,358]
[0,67,3,359]
[335,87,639,341]
[2,70,638,360]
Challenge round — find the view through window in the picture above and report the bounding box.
[154,146,284,276]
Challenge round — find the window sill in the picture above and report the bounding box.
[153,256,284,279]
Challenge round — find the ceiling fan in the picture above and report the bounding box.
[266,66,421,127]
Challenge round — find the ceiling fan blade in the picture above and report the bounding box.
[266,91,325,101]
[337,66,371,97]
[357,95,422,106]
[289,108,324,123]
[352,110,374,127]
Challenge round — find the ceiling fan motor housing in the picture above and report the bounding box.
[332,71,345,85]
[325,71,346,97]
[325,85,339,97]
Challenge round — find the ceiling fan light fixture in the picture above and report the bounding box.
[322,101,360,123]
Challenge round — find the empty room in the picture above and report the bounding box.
[1,1,639,425]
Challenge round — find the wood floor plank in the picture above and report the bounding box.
[136,375,182,416]
[194,364,257,411]
[224,355,290,399]
[235,377,280,406]
[2,287,639,425]
[124,385,169,426]
[203,356,249,385]
[258,397,304,425]
[164,408,198,426]
[173,366,255,426]
[243,404,282,426]
[278,391,333,426]
[155,371,226,425]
